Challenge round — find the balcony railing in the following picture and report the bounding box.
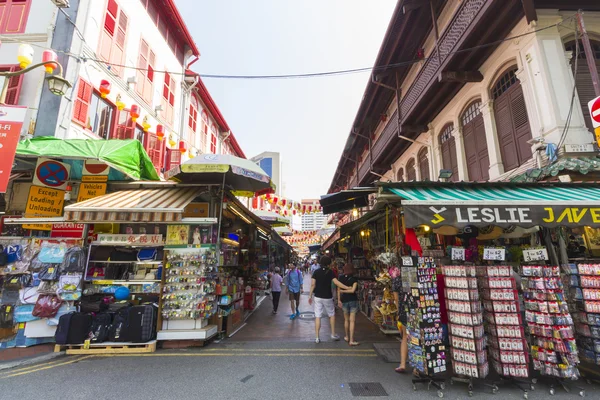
[371,109,398,165]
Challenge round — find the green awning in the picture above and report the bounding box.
[16,137,160,181]
[383,182,600,228]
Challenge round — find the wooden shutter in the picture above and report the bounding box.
[566,41,600,132]
[162,72,175,125]
[165,148,181,171]
[111,10,128,76]
[0,65,23,105]
[474,115,489,181]
[73,78,92,126]
[99,0,117,62]
[406,159,416,181]
[136,40,154,104]
[143,132,164,172]
[114,109,135,139]
[440,127,458,182]
[511,88,532,166]
[0,0,31,34]
[418,148,429,181]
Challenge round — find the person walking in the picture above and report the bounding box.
[308,256,350,343]
[271,267,283,314]
[310,260,320,275]
[285,263,303,320]
[337,263,360,346]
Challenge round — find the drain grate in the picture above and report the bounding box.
[348,382,388,397]
[298,312,315,320]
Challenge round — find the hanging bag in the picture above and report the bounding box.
[0,304,15,328]
[38,243,67,264]
[32,294,63,318]
[61,246,86,273]
[38,264,60,281]
[5,244,22,264]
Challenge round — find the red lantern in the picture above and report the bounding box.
[130,105,140,122]
[273,197,278,205]
[293,210,297,215]
[282,199,287,207]
[179,140,187,154]
[42,50,57,73]
[156,125,164,141]
[99,79,111,98]
[266,193,271,200]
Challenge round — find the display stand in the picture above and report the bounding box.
[408,257,446,398]
[442,264,495,397]
[521,264,583,397]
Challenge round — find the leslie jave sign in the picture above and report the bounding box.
[405,204,600,228]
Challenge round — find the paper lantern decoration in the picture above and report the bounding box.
[281,199,287,207]
[142,116,151,132]
[130,105,140,122]
[116,94,126,111]
[42,50,58,73]
[273,197,278,205]
[156,124,164,141]
[17,44,34,69]
[179,140,187,154]
[99,79,111,98]
[293,210,296,215]
[168,134,176,147]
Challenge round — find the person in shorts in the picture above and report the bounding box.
[308,256,350,343]
[337,263,360,346]
[285,263,303,320]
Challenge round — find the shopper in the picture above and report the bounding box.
[392,272,408,373]
[308,255,351,343]
[271,267,283,314]
[337,263,359,346]
[285,263,304,320]
[310,260,320,274]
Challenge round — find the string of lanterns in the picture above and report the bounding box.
[260,193,323,216]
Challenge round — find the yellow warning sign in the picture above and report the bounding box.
[24,185,64,230]
[77,183,107,202]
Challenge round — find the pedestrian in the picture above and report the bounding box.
[271,267,283,314]
[310,260,320,275]
[308,255,351,343]
[337,263,359,346]
[285,263,304,320]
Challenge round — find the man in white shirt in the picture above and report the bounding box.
[310,261,320,274]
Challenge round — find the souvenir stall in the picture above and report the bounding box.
[379,181,600,397]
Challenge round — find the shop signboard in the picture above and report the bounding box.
[32,158,71,190]
[405,204,600,228]
[23,185,65,231]
[51,223,86,238]
[0,105,26,193]
[82,160,109,182]
[77,182,107,202]
[96,234,163,245]
[183,202,209,218]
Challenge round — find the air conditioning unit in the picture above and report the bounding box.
[51,0,70,8]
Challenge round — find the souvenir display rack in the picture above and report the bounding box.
[521,264,583,397]
[408,257,446,398]
[478,264,532,399]
[442,264,496,397]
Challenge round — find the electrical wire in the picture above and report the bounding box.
[0,16,574,80]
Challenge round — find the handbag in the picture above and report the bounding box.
[39,264,60,281]
[3,273,31,289]
[0,304,15,328]
[4,244,22,264]
[37,280,59,295]
[38,243,67,264]
[32,295,63,318]
[0,245,7,266]
[14,304,39,323]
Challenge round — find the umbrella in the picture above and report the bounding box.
[167,154,274,193]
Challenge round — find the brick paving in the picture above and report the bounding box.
[230,273,397,343]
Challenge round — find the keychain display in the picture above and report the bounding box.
[522,265,579,379]
[161,249,218,321]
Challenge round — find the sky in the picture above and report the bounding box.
[174,0,397,200]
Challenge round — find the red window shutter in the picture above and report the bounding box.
[0,65,23,105]
[99,0,118,62]
[72,78,92,126]
[0,0,31,34]
[110,10,128,76]
[114,109,135,139]
[165,148,181,171]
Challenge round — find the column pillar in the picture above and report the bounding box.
[430,124,443,181]
[479,98,504,179]
[452,121,469,182]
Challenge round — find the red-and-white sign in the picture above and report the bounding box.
[82,160,109,182]
[588,95,600,129]
[0,105,27,193]
[50,223,86,238]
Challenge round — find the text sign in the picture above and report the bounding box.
[23,185,65,231]
[77,182,107,202]
[588,96,600,128]
[402,256,414,266]
[51,223,85,238]
[522,248,549,262]
[96,234,163,245]
[483,248,506,261]
[0,105,26,193]
[451,247,466,261]
[33,158,71,190]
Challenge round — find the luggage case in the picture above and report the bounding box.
[108,307,130,342]
[55,312,92,344]
[126,304,157,342]
[89,313,112,343]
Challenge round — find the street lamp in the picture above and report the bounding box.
[0,45,71,103]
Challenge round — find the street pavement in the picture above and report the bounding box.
[1,272,599,399]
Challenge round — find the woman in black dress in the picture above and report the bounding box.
[393,274,409,373]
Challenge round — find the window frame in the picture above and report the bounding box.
[0,0,32,35]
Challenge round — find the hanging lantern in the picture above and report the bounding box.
[168,133,176,147]
[281,199,287,207]
[293,210,297,215]
[115,94,126,111]
[142,115,151,132]
[99,79,111,98]
[273,197,278,205]
[156,124,164,141]
[130,105,140,122]
[179,140,187,154]
[42,50,58,73]
[265,193,271,200]
[17,44,34,69]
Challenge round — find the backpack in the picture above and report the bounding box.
[5,245,22,264]
[61,246,86,273]
[0,304,14,328]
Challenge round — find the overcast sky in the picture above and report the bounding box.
[174,0,396,200]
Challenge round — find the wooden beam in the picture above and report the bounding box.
[438,71,484,83]
[521,0,538,24]
[402,0,429,13]
[400,125,428,134]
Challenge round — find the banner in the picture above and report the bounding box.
[0,105,27,193]
[404,204,600,228]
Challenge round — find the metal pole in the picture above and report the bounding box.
[215,174,226,266]
[0,78,9,104]
[577,10,600,97]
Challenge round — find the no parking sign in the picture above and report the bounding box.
[32,158,71,190]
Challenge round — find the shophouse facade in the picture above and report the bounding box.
[328,0,600,198]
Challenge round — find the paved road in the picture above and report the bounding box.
[1,341,598,400]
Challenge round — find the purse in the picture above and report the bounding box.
[39,264,60,281]
[32,295,63,318]
[3,274,31,289]
[4,244,22,264]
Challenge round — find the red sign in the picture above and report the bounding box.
[588,96,600,128]
[0,105,27,193]
[50,223,86,238]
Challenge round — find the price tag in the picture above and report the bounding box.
[522,248,549,262]
[451,247,465,261]
[483,248,506,261]
[402,256,413,266]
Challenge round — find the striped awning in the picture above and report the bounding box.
[64,187,201,223]
[383,183,600,228]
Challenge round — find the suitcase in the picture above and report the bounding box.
[55,312,92,344]
[126,305,157,343]
[90,313,112,343]
[109,307,130,342]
